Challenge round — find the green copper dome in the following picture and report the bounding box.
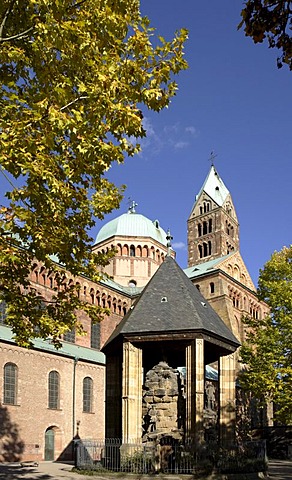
[94,211,168,246]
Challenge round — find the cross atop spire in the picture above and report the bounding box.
[128,198,138,214]
[166,229,173,256]
[209,151,217,166]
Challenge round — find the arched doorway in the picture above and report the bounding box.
[44,428,55,460]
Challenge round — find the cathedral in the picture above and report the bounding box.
[0,165,268,462]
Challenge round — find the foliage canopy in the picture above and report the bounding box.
[0,0,188,346]
[239,1,292,70]
[240,245,292,424]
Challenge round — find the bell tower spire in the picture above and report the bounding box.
[187,165,239,267]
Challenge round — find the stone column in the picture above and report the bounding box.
[186,339,204,445]
[219,353,236,447]
[122,341,143,443]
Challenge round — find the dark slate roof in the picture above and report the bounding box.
[104,256,240,348]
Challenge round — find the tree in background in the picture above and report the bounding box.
[240,245,292,425]
[0,0,188,346]
[239,1,292,70]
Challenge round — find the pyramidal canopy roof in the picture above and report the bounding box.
[94,211,167,246]
[194,165,230,208]
[104,256,240,348]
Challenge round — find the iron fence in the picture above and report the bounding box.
[75,438,267,474]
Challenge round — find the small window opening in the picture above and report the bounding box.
[161,297,168,303]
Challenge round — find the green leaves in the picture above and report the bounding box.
[0,0,188,346]
[240,245,292,424]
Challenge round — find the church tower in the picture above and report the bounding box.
[187,165,239,267]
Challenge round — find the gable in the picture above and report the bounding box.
[189,191,220,218]
[217,251,255,291]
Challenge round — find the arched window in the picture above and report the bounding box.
[203,202,210,213]
[130,245,135,257]
[83,377,93,413]
[3,363,18,405]
[198,244,203,258]
[63,328,75,343]
[90,288,95,304]
[113,299,117,313]
[41,271,46,286]
[102,294,106,308]
[203,221,208,235]
[208,218,212,233]
[210,282,215,294]
[33,266,39,283]
[48,371,60,409]
[91,322,100,349]
[128,280,137,287]
[198,224,202,237]
[208,240,212,255]
[107,295,111,309]
[96,291,100,306]
[234,265,240,280]
[0,301,6,325]
[203,242,208,257]
[136,246,142,257]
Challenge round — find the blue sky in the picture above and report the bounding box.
[1,1,291,286]
[101,0,292,285]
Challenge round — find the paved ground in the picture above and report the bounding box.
[0,459,291,480]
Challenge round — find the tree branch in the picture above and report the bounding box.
[0,0,17,39]
[60,95,88,112]
[0,26,34,42]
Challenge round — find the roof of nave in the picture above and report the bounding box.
[192,165,230,210]
[94,203,168,247]
[184,254,233,279]
[0,325,106,364]
[184,251,256,291]
[99,276,143,296]
[104,255,240,348]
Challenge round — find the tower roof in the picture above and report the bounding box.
[194,165,230,208]
[103,256,240,349]
[94,211,167,246]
